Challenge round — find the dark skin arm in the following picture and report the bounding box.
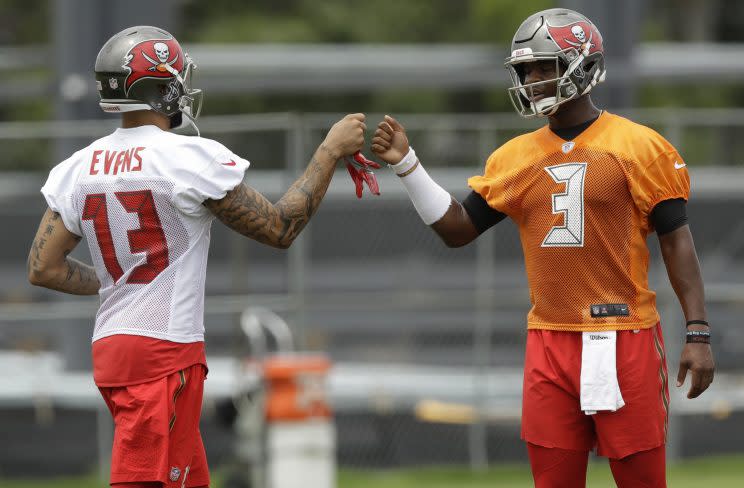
[204,114,366,249]
[430,198,480,248]
[658,224,715,398]
[27,208,100,295]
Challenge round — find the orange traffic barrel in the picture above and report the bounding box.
[263,354,332,421]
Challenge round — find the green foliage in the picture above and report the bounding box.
[183,0,555,44]
[639,83,741,108]
[338,456,744,487]
[0,0,49,43]
[204,93,375,115]
[2,0,744,171]
[1,138,50,171]
[469,0,554,43]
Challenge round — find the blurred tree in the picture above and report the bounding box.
[182,0,552,44]
[183,0,553,115]
[0,0,49,43]
[1,0,744,171]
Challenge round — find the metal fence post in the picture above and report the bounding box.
[468,125,499,470]
[286,113,308,349]
[661,293,682,462]
[97,404,113,482]
[664,112,683,150]
[470,230,496,470]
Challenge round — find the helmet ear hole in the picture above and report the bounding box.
[584,61,595,72]
[515,64,526,84]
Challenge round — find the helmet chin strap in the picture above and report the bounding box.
[179,106,201,137]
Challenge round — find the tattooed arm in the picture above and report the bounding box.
[27,208,100,295]
[204,113,366,248]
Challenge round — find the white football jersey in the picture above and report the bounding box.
[41,125,250,344]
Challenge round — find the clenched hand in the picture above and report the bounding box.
[323,113,367,160]
[371,115,410,165]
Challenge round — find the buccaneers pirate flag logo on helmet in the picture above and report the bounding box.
[546,21,604,56]
[123,38,184,95]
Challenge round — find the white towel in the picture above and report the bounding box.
[580,331,625,415]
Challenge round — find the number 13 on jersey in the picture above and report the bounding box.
[83,189,169,284]
[541,163,587,248]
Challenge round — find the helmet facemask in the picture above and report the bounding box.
[166,56,203,135]
[505,48,589,118]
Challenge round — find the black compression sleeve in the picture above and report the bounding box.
[462,191,507,234]
[650,198,688,235]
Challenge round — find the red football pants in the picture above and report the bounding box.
[522,324,669,459]
[99,364,210,487]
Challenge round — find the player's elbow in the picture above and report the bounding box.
[273,240,292,250]
[259,229,292,249]
[28,266,56,287]
[444,239,466,249]
[268,228,293,250]
[431,212,479,248]
[434,228,475,248]
[27,271,42,286]
[440,235,470,248]
[27,253,65,287]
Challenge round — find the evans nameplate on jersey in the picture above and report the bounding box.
[590,303,630,318]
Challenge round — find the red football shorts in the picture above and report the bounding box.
[99,363,210,487]
[521,323,669,459]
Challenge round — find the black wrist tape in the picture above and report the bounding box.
[686,330,711,344]
[686,320,709,328]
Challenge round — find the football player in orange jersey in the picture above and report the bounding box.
[372,8,714,488]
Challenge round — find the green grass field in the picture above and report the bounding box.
[3,455,743,487]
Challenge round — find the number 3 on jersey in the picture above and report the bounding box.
[541,163,587,247]
[82,190,169,284]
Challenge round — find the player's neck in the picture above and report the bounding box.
[121,111,171,131]
[548,96,601,130]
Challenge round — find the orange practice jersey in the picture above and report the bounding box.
[468,111,690,332]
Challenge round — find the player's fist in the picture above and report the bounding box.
[371,115,410,165]
[323,113,366,159]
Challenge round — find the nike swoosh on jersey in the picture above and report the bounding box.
[674,161,686,169]
[222,160,237,166]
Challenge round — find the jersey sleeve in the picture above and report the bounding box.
[629,148,690,219]
[40,158,83,236]
[467,149,514,217]
[172,141,251,216]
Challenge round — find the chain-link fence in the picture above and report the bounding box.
[1,111,744,479]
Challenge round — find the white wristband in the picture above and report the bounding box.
[389,147,452,225]
[389,147,420,176]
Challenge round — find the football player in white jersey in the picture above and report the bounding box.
[27,26,365,488]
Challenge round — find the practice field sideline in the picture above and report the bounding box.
[3,454,743,487]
